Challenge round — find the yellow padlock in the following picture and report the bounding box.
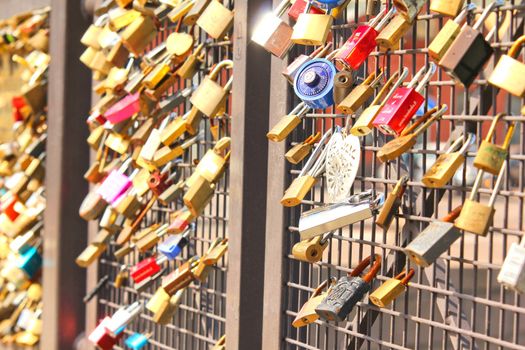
[190,59,233,117]
[291,3,333,46]
[196,0,234,39]
[369,269,415,307]
[488,35,525,97]
[292,277,336,328]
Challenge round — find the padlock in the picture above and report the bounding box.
[176,43,204,80]
[292,277,336,327]
[334,8,394,70]
[393,0,425,22]
[376,13,413,51]
[193,238,228,281]
[333,70,355,106]
[430,0,464,17]
[455,162,506,236]
[79,186,107,221]
[104,93,140,124]
[190,60,233,117]
[422,133,475,188]
[76,244,107,268]
[291,1,333,46]
[109,8,142,30]
[497,235,525,294]
[288,0,324,21]
[316,254,382,321]
[188,137,230,185]
[105,132,130,154]
[161,256,198,295]
[474,114,515,175]
[139,128,162,164]
[439,0,503,87]
[337,70,383,114]
[81,15,108,49]
[351,68,408,136]
[160,117,186,146]
[377,105,446,162]
[158,180,185,205]
[369,268,415,307]
[96,159,133,204]
[373,63,436,136]
[489,35,525,97]
[184,175,216,216]
[153,289,185,324]
[142,58,171,90]
[285,132,321,164]
[404,206,463,267]
[130,256,166,284]
[183,0,210,25]
[158,228,193,260]
[267,103,310,142]
[428,4,476,61]
[169,210,195,233]
[376,175,408,230]
[104,301,143,336]
[120,14,157,56]
[185,107,204,135]
[292,232,331,263]
[21,81,46,115]
[212,335,226,350]
[252,0,294,58]
[125,332,151,350]
[166,32,194,62]
[88,317,122,350]
[283,43,331,84]
[167,0,195,23]
[196,0,234,39]
[281,175,316,207]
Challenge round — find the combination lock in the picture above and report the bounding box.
[294,58,336,109]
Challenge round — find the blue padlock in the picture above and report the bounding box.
[158,227,192,260]
[17,246,42,279]
[125,332,150,350]
[294,58,337,109]
[312,0,347,10]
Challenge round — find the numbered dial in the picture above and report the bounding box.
[294,59,336,109]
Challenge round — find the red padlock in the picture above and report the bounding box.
[288,0,325,21]
[373,63,436,136]
[334,8,394,71]
[2,195,23,222]
[130,256,162,284]
[88,317,123,350]
[12,96,26,122]
[148,170,171,197]
[169,210,195,234]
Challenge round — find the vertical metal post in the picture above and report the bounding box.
[227,1,271,349]
[41,0,92,348]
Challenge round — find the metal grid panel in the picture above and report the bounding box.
[94,3,234,348]
[281,1,525,349]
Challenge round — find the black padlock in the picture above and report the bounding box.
[315,254,381,322]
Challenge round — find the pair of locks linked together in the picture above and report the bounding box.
[252,0,525,327]
[77,0,234,349]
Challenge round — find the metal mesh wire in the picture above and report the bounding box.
[94,2,234,348]
[283,1,525,349]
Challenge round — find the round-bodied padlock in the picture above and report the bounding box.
[294,58,337,109]
[312,0,347,10]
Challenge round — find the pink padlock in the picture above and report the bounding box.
[97,170,132,204]
[104,93,140,124]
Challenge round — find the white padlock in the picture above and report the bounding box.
[497,235,525,294]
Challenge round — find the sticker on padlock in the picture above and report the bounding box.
[489,35,525,97]
[292,231,332,263]
[196,0,234,39]
[190,60,233,117]
[267,103,310,142]
[376,175,408,230]
[291,0,334,46]
[373,63,437,136]
[473,114,516,175]
[252,0,294,58]
[377,105,446,162]
[498,235,525,294]
[315,254,381,321]
[292,277,336,327]
[369,268,415,307]
[455,162,507,236]
[422,133,475,188]
[285,132,321,164]
[337,70,383,114]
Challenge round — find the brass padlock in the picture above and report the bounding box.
[144,72,178,101]
[292,232,331,263]
[105,132,130,154]
[251,0,294,58]
[184,0,210,25]
[473,114,515,175]
[212,335,226,350]
[285,132,320,164]
[142,58,171,90]
[376,13,412,51]
[190,60,233,117]
[110,8,141,30]
[146,286,170,314]
[84,162,105,183]
[160,117,186,146]
[114,193,142,219]
[393,0,425,22]
[87,124,105,149]
[176,43,204,80]
[422,133,474,188]
[139,128,162,164]
[430,0,464,17]
[188,137,230,185]
[193,238,228,281]
[75,244,107,268]
[351,68,407,136]
[161,256,198,295]
[120,14,157,56]
[168,0,196,23]
[154,288,185,324]
[185,107,204,135]
[166,32,194,63]
[196,0,234,39]
[267,103,309,142]
[183,175,216,216]
[291,2,333,46]
[377,105,446,162]
[81,15,108,49]
[292,277,336,328]
[455,163,506,236]
[489,35,525,97]
[21,82,46,114]
[338,70,383,114]
[369,268,415,308]
[376,175,408,230]
[281,175,316,207]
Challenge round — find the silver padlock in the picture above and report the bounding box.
[298,190,384,241]
[497,235,525,294]
[403,206,462,267]
[105,301,143,336]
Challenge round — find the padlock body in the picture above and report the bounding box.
[177,54,200,80]
[283,55,310,84]
[422,152,464,188]
[291,13,333,46]
[183,175,215,216]
[281,175,316,207]
[315,276,369,322]
[267,114,302,142]
[193,149,227,183]
[375,193,400,230]
[369,279,406,307]
[455,199,495,236]
[350,105,381,136]
[488,55,525,97]
[285,143,313,164]
[428,19,461,61]
[292,237,327,263]
[338,84,375,114]
[130,257,161,284]
[473,141,508,175]
[334,25,378,71]
[252,16,293,58]
[376,15,411,50]
[430,0,464,17]
[439,26,493,87]
[292,294,326,328]
[294,59,336,109]
[288,0,325,21]
[404,221,460,267]
[190,77,228,117]
[373,87,424,136]
[121,15,157,55]
[377,135,416,162]
[197,0,234,39]
[497,243,525,293]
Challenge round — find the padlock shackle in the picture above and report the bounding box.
[509,35,525,58]
[192,43,205,56]
[489,161,507,206]
[415,63,436,93]
[442,205,463,223]
[363,69,382,86]
[208,59,234,81]
[312,42,333,59]
[371,71,399,106]
[304,131,322,145]
[214,136,231,153]
[375,67,409,106]
[473,0,504,31]
[311,277,337,298]
[455,132,475,155]
[411,104,447,137]
[400,106,438,136]
[373,7,396,32]
[392,175,409,197]
[350,254,381,283]
[326,48,342,61]
[454,3,477,24]
[299,128,332,177]
[394,268,415,285]
[485,113,516,150]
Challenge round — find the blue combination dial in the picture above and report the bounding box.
[294,58,337,109]
[311,0,347,10]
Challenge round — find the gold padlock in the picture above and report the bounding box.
[120,14,157,56]
[161,257,198,295]
[291,3,333,46]
[145,72,178,101]
[105,132,130,154]
[184,175,216,216]
[281,175,316,207]
[292,232,331,263]
[154,289,185,324]
[212,335,226,350]
[489,35,525,97]
[185,107,204,135]
[166,32,194,62]
[338,70,383,114]
[292,277,336,328]
[190,60,233,117]
[369,268,415,307]
[193,238,228,281]
[267,103,309,142]
[75,244,107,268]
[84,161,105,183]
[142,58,171,90]
[455,163,506,236]
[168,0,195,23]
[473,114,515,175]
[81,15,108,49]
[430,0,464,17]
[176,43,204,80]
[21,81,46,114]
[376,14,412,51]
[188,137,230,185]
[160,117,187,145]
[196,0,234,39]
[285,132,320,164]
[114,193,142,219]
[184,0,210,25]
